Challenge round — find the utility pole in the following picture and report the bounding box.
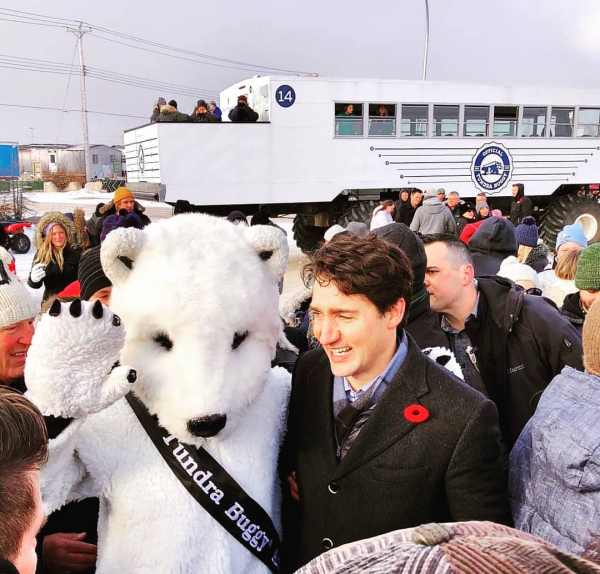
[422,0,430,81]
[29,127,34,144]
[68,24,92,182]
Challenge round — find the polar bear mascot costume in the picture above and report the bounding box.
[25,213,292,574]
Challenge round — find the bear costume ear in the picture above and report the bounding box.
[100,227,148,286]
[243,225,289,284]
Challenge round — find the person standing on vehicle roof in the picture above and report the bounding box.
[228,95,259,123]
[509,183,533,226]
[190,100,219,123]
[209,101,222,121]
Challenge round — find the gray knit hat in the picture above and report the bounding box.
[296,521,600,574]
[0,248,38,328]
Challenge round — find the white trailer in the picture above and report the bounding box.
[124,75,600,250]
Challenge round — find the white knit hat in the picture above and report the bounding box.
[0,248,38,328]
[497,256,540,288]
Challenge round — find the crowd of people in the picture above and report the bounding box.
[149,94,259,123]
[0,181,599,573]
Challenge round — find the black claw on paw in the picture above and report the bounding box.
[436,356,451,367]
[112,314,122,327]
[49,299,62,317]
[69,299,82,318]
[127,369,137,384]
[92,300,104,319]
[110,361,120,373]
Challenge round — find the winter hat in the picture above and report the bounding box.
[583,300,600,377]
[157,97,167,106]
[476,202,489,215]
[78,246,111,301]
[113,187,134,205]
[0,248,38,328]
[491,209,503,217]
[100,209,142,242]
[460,202,475,216]
[295,521,600,574]
[437,188,446,196]
[226,210,248,226]
[324,224,345,242]
[498,256,540,288]
[575,243,600,290]
[556,223,588,251]
[424,188,438,200]
[373,223,426,299]
[345,222,368,238]
[168,99,177,108]
[43,221,59,237]
[515,216,538,247]
[58,281,81,298]
[196,99,208,110]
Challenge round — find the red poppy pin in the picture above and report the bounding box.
[403,404,429,423]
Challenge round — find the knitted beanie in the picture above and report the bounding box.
[157,97,166,106]
[556,223,588,251]
[515,216,538,247]
[583,299,600,377]
[295,521,600,574]
[113,187,134,205]
[476,202,489,215]
[497,256,540,288]
[324,225,345,242]
[0,248,38,328]
[100,209,142,242]
[78,246,111,301]
[575,243,600,290]
[460,202,475,216]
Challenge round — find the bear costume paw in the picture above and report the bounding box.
[25,299,136,418]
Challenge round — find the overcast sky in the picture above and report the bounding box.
[1,0,599,147]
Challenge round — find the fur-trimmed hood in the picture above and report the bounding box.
[34,211,79,250]
[96,200,146,217]
[74,207,90,250]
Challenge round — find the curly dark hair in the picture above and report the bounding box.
[302,234,413,326]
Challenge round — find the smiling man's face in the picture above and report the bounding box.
[310,280,403,390]
[0,318,34,384]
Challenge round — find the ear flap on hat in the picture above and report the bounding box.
[243,225,289,284]
[100,227,147,286]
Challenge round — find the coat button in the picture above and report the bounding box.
[322,538,333,550]
[328,482,340,494]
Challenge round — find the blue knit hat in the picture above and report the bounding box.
[515,216,538,247]
[555,223,588,252]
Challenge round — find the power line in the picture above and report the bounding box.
[0,102,147,119]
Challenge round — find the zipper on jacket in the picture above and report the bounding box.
[564,338,572,351]
[466,345,480,373]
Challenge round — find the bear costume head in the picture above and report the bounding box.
[101,213,289,445]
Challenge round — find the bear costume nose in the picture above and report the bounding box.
[187,414,227,437]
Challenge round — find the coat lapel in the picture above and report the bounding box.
[333,339,430,479]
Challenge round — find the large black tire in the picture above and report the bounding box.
[293,215,326,253]
[539,193,600,249]
[11,233,30,254]
[336,200,378,229]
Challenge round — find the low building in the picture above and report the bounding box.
[19,144,123,180]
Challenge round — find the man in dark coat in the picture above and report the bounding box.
[228,95,259,122]
[190,99,219,123]
[155,103,191,122]
[509,183,533,226]
[281,234,510,572]
[423,234,583,447]
[394,189,422,226]
[468,216,518,277]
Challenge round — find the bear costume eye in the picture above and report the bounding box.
[232,331,249,350]
[153,332,173,351]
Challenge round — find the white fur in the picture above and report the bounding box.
[422,346,464,381]
[27,214,292,574]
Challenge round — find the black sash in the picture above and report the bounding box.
[126,393,281,573]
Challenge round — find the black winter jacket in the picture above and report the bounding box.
[155,104,191,123]
[395,203,419,226]
[90,200,152,244]
[28,245,81,302]
[404,294,450,350]
[561,291,585,333]
[509,188,533,226]
[461,277,583,446]
[469,217,517,277]
[525,243,550,272]
[190,111,219,123]
[228,104,259,122]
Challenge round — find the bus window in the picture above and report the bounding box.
[522,107,547,137]
[433,105,459,137]
[464,106,489,136]
[493,106,518,137]
[369,104,396,136]
[550,107,574,137]
[577,108,600,137]
[335,103,363,136]
[401,105,428,137]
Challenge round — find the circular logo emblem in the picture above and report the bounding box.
[470,142,513,193]
[138,145,145,174]
[275,85,296,108]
